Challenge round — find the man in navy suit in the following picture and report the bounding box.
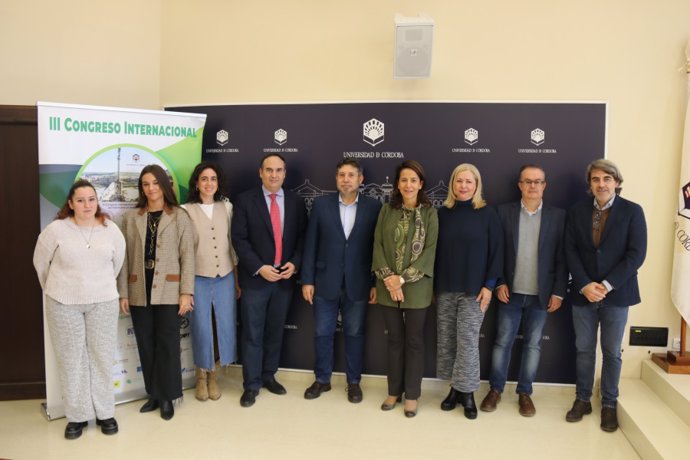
[232,153,307,407]
[564,159,647,432]
[301,159,381,403]
[479,165,567,417]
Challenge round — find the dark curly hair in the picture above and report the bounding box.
[186,161,227,203]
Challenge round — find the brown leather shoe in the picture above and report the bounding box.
[518,393,536,417]
[565,399,592,422]
[479,389,501,412]
[600,406,618,432]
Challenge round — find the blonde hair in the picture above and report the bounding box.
[444,163,486,209]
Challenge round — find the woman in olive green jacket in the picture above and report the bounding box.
[372,160,438,418]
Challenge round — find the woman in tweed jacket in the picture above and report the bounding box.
[117,164,195,421]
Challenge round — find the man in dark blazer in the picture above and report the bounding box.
[479,165,567,417]
[301,159,381,403]
[564,159,647,432]
[232,153,307,408]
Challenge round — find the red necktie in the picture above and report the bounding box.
[270,193,282,266]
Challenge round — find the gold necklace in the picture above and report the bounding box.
[147,212,163,256]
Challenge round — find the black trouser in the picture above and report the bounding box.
[130,305,182,401]
[239,283,292,391]
[380,306,428,400]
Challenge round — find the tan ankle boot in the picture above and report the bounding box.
[195,368,209,401]
[208,369,221,400]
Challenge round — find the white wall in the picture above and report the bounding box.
[2,0,690,379]
[0,0,161,108]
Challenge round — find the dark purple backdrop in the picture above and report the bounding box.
[169,102,605,385]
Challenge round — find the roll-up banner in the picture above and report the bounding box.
[170,101,605,385]
[37,102,206,420]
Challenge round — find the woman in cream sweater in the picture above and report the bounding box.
[34,179,125,439]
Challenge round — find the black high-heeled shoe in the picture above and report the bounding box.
[159,400,174,420]
[458,392,478,420]
[139,398,158,413]
[441,387,460,411]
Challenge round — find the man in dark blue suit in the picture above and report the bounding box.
[564,159,647,432]
[479,165,567,417]
[232,153,307,407]
[301,159,381,403]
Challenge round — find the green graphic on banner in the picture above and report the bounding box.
[38,167,82,209]
[38,127,205,210]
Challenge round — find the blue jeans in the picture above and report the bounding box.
[240,283,292,391]
[572,304,629,407]
[313,294,367,384]
[489,294,547,395]
[189,273,237,370]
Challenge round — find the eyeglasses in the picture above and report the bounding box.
[520,180,545,186]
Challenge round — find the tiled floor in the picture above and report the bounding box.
[0,367,640,460]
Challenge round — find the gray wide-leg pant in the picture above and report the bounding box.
[45,296,118,422]
[436,292,485,393]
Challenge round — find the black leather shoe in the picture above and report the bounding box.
[159,400,174,420]
[458,392,478,419]
[304,381,331,400]
[64,421,88,440]
[440,387,460,411]
[240,389,258,407]
[139,398,159,413]
[96,417,118,435]
[262,378,287,395]
[600,406,619,432]
[347,383,363,403]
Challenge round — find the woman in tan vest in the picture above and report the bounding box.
[184,162,240,401]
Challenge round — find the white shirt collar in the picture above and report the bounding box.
[520,200,543,216]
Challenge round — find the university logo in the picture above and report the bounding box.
[274,129,287,145]
[530,128,545,146]
[132,153,140,163]
[678,181,690,220]
[363,118,384,146]
[216,129,229,146]
[464,128,479,145]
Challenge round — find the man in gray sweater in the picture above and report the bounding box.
[479,164,567,417]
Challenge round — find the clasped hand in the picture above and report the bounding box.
[259,262,295,282]
[384,275,405,303]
